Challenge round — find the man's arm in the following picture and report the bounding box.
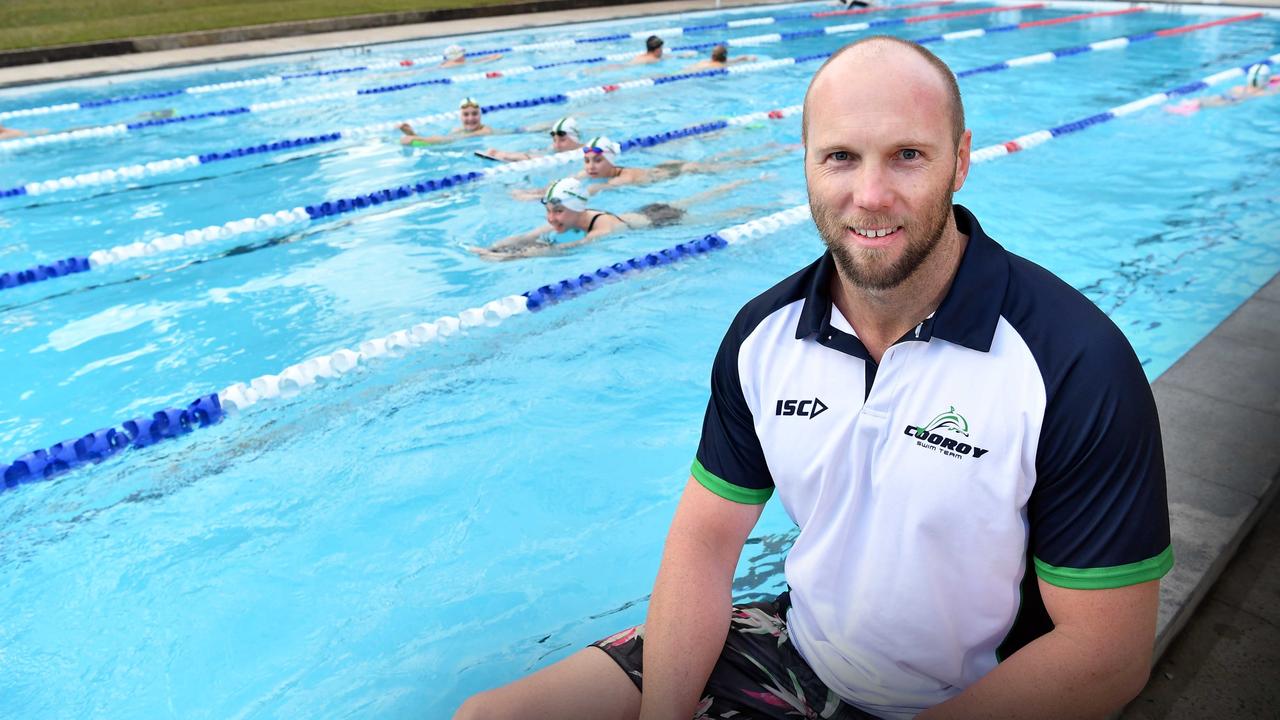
[638,476,765,720]
[919,578,1159,719]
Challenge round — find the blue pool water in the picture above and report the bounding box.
[2,1,1279,716]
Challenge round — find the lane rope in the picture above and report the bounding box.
[0,9,1254,292]
[4,50,1275,492]
[2,4,1141,195]
[0,1,953,122]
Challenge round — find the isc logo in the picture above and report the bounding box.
[775,398,828,419]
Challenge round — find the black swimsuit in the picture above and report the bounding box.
[586,211,623,233]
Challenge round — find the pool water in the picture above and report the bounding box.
[1,1,1278,716]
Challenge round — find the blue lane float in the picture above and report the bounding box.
[1,394,223,493]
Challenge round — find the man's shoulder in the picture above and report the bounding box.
[999,249,1145,393]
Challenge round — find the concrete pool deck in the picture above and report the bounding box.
[2,0,1277,711]
[0,0,789,89]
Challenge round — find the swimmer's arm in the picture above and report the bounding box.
[472,54,504,64]
[484,149,534,162]
[485,224,555,250]
[918,578,1159,719]
[728,56,757,65]
[510,187,547,201]
[401,134,451,145]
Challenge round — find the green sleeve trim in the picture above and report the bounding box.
[691,458,773,505]
[1034,545,1174,590]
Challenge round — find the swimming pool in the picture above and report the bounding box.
[2,0,1279,715]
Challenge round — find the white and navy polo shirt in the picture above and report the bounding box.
[692,205,1172,719]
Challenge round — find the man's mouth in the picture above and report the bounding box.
[850,226,902,239]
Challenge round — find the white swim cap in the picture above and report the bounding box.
[582,135,621,162]
[458,96,481,109]
[444,45,465,61]
[550,116,580,140]
[542,177,590,212]
[1246,63,1271,89]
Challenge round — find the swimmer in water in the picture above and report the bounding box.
[440,44,504,68]
[482,116,585,162]
[399,97,494,145]
[1199,63,1279,107]
[0,124,25,140]
[472,175,749,260]
[682,44,757,72]
[631,36,666,65]
[512,135,793,198]
[1168,63,1279,114]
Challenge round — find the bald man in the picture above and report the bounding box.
[455,36,1170,720]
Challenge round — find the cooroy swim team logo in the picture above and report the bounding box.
[903,406,989,459]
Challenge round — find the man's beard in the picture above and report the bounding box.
[810,181,955,292]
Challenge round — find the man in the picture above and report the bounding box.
[682,44,757,72]
[632,35,665,65]
[398,97,493,146]
[481,116,584,162]
[456,36,1171,719]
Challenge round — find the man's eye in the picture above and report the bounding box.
[901,149,920,160]
[830,151,850,162]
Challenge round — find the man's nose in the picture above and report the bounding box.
[852,162,894,213]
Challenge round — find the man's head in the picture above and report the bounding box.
[444,44,465,62]
[549,116,582,151]
[542,177,590,231]
[646,35,664,56]
[458,97,483,129]
[711,45,728,63]
[802,36,971,292]
[581,135,621,178]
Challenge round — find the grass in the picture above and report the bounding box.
[0,0,534,52]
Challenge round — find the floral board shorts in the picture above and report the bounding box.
[590,592,876,719]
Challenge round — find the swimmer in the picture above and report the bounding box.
[136,108,176,120]
[512,135,792,198]
[440,44,503,68]
[399,97,494,145]
[1167,63,1279,114]
[0,124,25,140]
[631,36,666,65]
[482,116,585,162]
[472,175,749,260]
[1199,63,1279,107]
[682,44,757,72]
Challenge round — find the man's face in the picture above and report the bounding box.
[459,106,482,130]
[551,132,578,152]
[582,151,614,178]
[803,44,970,291]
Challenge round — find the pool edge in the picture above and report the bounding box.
[1150,269,1280,660]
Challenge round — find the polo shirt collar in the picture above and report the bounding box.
[794,204,1009,353]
